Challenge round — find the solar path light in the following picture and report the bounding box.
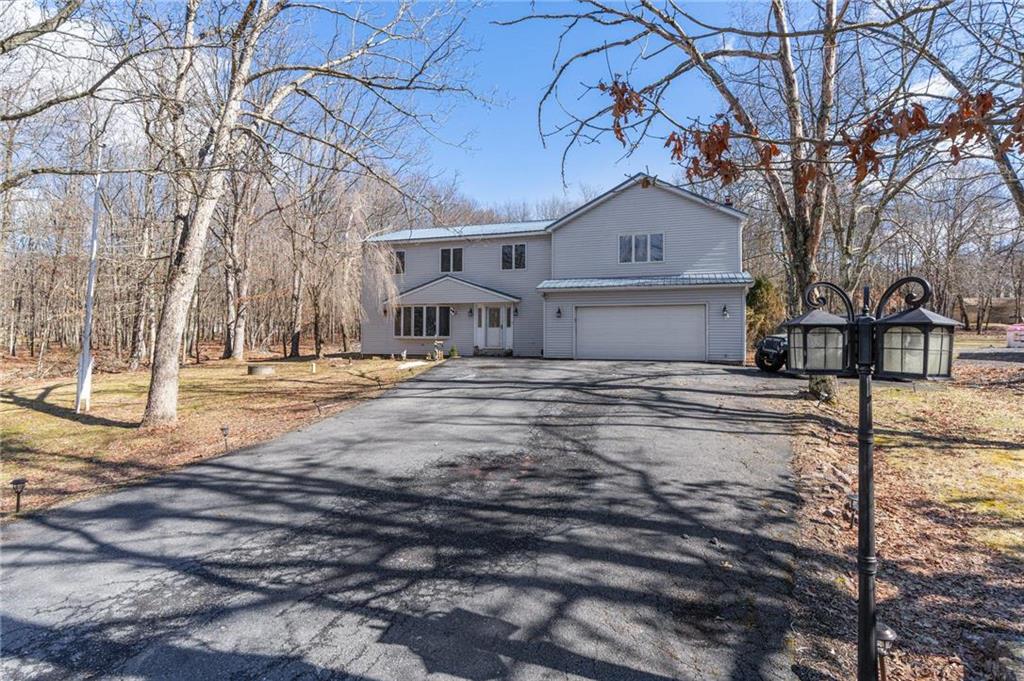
[10,478,27,513]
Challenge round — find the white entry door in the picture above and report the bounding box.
[485,306,503,347]
[575,304,706,360]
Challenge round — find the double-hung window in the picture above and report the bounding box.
[394,250,405,274]
[501,243,526,270]
[440,247,463,273]
[393,305,451,337]
[618,233,664,263]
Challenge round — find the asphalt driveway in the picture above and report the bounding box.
[2,359,800,681]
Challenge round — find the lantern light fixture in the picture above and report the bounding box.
[874,307,957,380]
[783,307,852,375]
[555,307,562,319]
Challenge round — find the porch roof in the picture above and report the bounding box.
[393,276,521,305]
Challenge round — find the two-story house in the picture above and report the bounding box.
[360,174,752,362]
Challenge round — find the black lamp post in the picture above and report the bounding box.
[783,276,957,681]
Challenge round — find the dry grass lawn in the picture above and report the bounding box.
[792,356,1024,680]
[1,357,435,516]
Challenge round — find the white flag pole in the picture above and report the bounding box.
[75,145,104,414]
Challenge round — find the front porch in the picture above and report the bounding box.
[388,276,520,357]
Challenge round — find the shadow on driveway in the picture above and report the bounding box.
[0,359,870,680]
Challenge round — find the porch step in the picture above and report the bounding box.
[473,348,512,357]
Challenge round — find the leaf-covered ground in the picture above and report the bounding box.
[791,359,1023,680]
[1,356,435,516]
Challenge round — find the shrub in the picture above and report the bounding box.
[449,345,460,358]
[746,276,786,345]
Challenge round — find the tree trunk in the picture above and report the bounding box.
[143,189,226,426]
[222,263,236,359]
[288,261,303,358]
[808,374,838,402]
[142,0,261,426]
[194,282,202,364]
[311,290,323,358]
[231,267,248,360]
[128,203,152,370]
[7,284,21,356]
[957,294,972,331]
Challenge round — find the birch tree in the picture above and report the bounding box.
[138,0,468,426]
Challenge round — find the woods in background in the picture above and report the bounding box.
[3,0,1024,422]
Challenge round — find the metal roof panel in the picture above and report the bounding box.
[369,220,554,243]
[536,272,754,290]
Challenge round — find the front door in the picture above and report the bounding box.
[485,306,503,348]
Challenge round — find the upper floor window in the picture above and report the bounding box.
[394,250,405,274]
[441,247,463,272]
[618,233,664,263]
[501,243,526,270]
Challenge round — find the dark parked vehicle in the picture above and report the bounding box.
[754,334,788,373]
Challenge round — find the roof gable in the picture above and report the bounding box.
[545,173,744,232]
[392,275,520,305]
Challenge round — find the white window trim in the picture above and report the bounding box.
[500,243,528,271]
[618,233,665,264]
[393,305,452,338]
[439,247,464,273]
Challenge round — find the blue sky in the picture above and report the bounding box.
[422,2,732,205]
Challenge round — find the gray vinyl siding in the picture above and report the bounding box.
[360,234,551,356]
[542,287,747,363]
[550,183,741,278]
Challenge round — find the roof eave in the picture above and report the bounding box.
[370,229,551,245]
[538,281,753,293]
[390,275,521,304]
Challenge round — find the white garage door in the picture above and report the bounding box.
[575,304,706,361]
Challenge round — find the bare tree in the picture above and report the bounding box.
[137,0,469,426]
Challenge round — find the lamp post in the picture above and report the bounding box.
[782,276,957,681]
[10,478,27,513]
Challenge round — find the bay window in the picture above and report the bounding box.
[393,305,451,337]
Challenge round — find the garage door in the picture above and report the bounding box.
[575,304,706,360]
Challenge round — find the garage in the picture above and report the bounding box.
[575,304,707,360]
